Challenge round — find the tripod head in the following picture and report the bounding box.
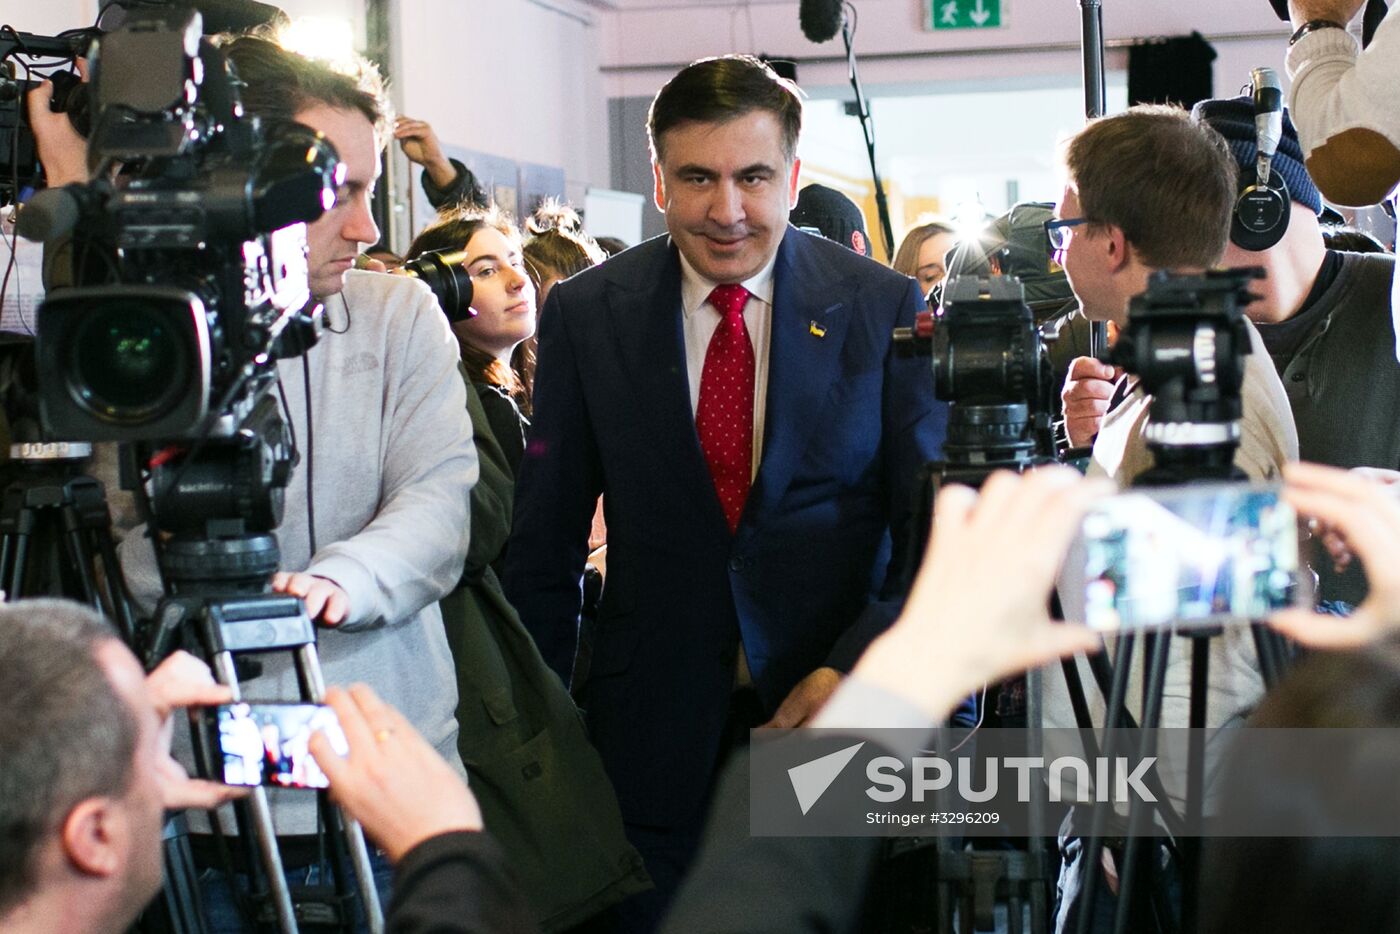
[1102,268,1260,486]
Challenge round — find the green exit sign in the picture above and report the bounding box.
[931,0,1003,29]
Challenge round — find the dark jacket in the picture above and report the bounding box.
[388,831,534,934]
[439,378,649,931]
[421,158,487,211]
[503,228,950,829]
[386,752,886,934]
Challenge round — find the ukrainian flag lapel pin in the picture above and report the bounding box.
[809,320,828,339]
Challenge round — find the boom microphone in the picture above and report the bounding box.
[800,0,844,43]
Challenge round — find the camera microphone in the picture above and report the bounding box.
[799,0,845,43]
[15,183,100,242]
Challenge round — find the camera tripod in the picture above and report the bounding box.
[1064,270,1299,934]
[132,393,384,934]
[0,441,209,934]
[1064,454,1296,934]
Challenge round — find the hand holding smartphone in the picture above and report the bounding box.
[197,702,348,789]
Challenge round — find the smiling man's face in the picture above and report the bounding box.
[652,109,801,284]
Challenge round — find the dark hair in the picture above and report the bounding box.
[1063,104,1237,269]
[1200,638,1400,934]
[647,54,803,164]
[1322,225,1390,254]
[523,200,606,291]
[594,236,629,257]
[218,33,391,142]
[893,220,956,278]
[407,205,533,415]
[0,600,135,914]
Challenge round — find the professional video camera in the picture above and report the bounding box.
[18,5,338,443]
[400,247,475,322]
[898,273,1056,478]
[939,201,1091,441]
[1100,267,1259,485]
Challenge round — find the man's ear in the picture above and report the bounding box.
[787,157,802,205]
[61,797,123,878]
[652,162,667,214]
[1102,224,1130,273]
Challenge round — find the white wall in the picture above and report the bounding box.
[599,0,1291,99]
[1,0,97,34]
[394,0,610,207]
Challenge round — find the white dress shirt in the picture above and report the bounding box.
[679,249,776,479]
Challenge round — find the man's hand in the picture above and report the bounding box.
[146,651,248,810]
[1271,461,1400,648]
[25,80,89,188]
[310,684,483,864]
[761,667,843,728]
[853,467,1108,720]
[393,116,457,189]
[1062,357,1121,449]
[1288,0,1367,29]
[272,572,350,626]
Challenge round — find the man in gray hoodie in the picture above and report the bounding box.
[115,36,476,930]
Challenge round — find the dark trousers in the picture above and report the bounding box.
[611,686,766,934]
[192,838,395,934]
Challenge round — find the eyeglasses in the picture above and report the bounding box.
[1044,217,1090,251]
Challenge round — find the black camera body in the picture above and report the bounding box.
[26,6,340,442]
[932,274,1055,466]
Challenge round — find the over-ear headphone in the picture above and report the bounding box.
[1231,67,1290,252]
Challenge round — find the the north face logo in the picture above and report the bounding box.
[338,351,380,376]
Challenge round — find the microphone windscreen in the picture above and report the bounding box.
[799,0,844,43]
[16,187,81,243]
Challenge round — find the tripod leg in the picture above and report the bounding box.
[59,508,102,608]
[208,649,300,933]
[6,510,34,598]
[298,643,384,934]
[1074,632,1136,934]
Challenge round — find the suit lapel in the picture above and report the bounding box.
[741,230,856,537]
[605,240,725,520]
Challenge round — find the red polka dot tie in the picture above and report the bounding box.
[696,283,755,534]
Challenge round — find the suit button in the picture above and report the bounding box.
[729,557,744,571]
[1290,372,1305,382]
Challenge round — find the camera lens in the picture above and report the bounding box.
[68,302,188,423]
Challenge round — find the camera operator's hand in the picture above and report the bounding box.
[852,467,1107,720]
[1287,0,1367,28]
[272,572,350,626]
[393,116,458,190]
[146,651,249,810]
[25,79,89,188]
[310,684,484,864]
[1062,357,1121,448]
[1271,461,1400,648]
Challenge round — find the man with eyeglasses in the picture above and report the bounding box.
[1044,105,1299,933]
[1053,105,1298,486]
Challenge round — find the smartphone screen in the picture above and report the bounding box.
[209,702,348,789]
[1058,482,1308,631]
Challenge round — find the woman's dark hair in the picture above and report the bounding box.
[407,205,533,415]
[523,200,606,293]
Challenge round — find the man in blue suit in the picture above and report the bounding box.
[503,54,948,926]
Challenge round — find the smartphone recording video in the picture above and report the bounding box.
[1058,483,1308,631]
[203,702,348,789]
